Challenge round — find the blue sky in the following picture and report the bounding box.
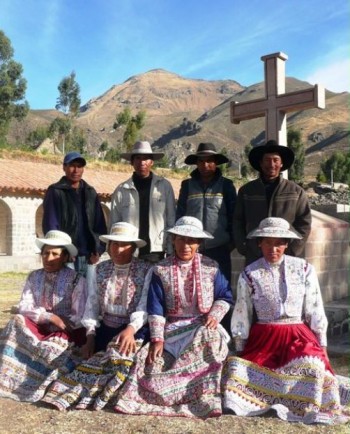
[1,0,349,109]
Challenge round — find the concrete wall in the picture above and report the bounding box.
[230,209,349,303]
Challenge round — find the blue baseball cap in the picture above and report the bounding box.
[63,151,86,166]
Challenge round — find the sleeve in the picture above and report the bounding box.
[129,266,153,332]
[223,179,237,246]
[109,186,123,230]
[69,275,88,328]
[42,187,60,234]
[230,273,254,352]
[81,265,101,334]
[208,269,233,323]
[232,187,247,256]
[288,189,312,257]
[303,263,328,346]
[93,195,107,254]
[165,181,176,255]
[147,272,166,342]
[175,180,189,220]
[18,273,52,324]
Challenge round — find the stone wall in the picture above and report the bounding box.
[0,194,111,272]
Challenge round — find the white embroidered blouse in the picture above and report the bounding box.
[18,267,87,327]
[82,258,152,335]
[231,255,328,351]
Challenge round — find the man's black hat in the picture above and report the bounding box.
[248,140,295,172]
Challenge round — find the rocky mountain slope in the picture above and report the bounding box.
[9,69,349,178]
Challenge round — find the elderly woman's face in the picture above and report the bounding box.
[109,241,135,265]
[174,235,200,261]
[259,237,288,263]
[41,245,69,272]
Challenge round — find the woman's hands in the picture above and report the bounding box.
[146,341,164,364]
[116,325,136,355]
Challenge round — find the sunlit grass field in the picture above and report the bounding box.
[0,272,26,329]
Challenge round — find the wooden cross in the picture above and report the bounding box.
[231,52,325,148]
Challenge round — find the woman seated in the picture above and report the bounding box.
[114,216,233,418]
[0,230,87,402]
[222,217,350,424]
[42,222,152,411]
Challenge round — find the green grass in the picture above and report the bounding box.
[0,272,26,329]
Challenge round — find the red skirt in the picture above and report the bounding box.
[24,318,86,347]
[242,322,333,373]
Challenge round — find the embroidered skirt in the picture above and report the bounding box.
[0,315,80,402]
[222,323,350,424]
[114,319,229,418]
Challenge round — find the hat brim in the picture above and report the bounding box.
[64,157,86,166]
[120,152,164,161]
[99,234,146,248]
[35,239,78,258]
[247,228,302,240]
[249,145,294,172]
[184,153,229,165]
[167,228,213,239]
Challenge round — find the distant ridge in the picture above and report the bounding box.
[8,69,349,177]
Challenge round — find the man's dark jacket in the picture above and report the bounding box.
[42,176,107,256]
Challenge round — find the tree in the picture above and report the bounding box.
[55,71,81,117]
[317,151,350,185]
[288,128,305,184]
[26,126,49,149]
[0,30,29,138]
[113,108,146,151]
[49,117,71,153]
[55,71,81,153]
[240,144,253,178]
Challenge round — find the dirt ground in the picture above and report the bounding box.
[0,273,349,434]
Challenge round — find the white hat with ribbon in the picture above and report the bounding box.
[247,217,302,240]
[35,230,78,257]
[99,222,147,248]
[167,216,213,239]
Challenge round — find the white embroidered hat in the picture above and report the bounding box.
[35,230,78,257]
[99,222,147,248]
[120,141,164,161]
[167,216,213,239]
[247,217,302,240]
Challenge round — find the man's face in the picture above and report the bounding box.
[63,161,84,186]
[196,156,217,179]
[259,153,283,180]
[132,155,154,178]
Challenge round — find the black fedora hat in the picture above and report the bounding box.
[184,142,229,165]
[248,140,295,172]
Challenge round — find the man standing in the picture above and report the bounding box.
[234,139,312,265]
[110,141,176,262]
[42,151,107,275]
[176,142,237,282]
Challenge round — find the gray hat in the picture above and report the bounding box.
[35,230,78,257]
[247,217,302,240]
[120,141,164,161]
[184,142,229,165]
[99,222,147,248]
[167,216,213,239]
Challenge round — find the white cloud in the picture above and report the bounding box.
[306,58,350,93]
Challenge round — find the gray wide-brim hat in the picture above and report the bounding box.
[184,142,229,165]
[167,216,213,239]
[247,217,302,240]
[120,141,164,161]
[249,140,295,172]
[35,230,78,258]
[100,222,147,248]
